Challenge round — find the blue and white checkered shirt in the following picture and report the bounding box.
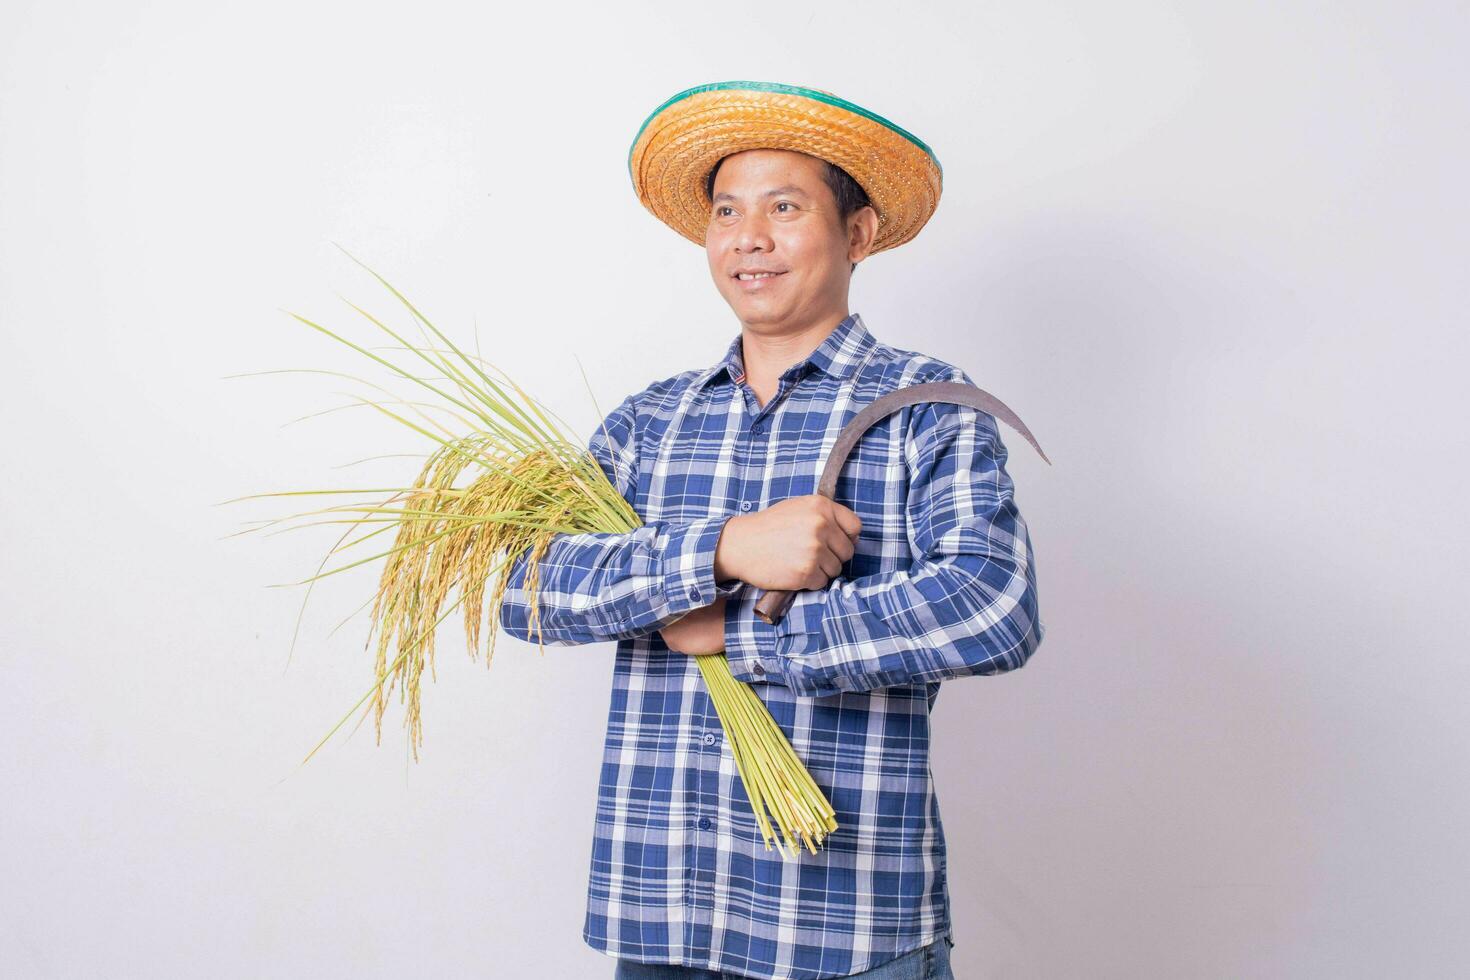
[498,312,1045,979]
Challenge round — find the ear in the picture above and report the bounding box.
[847,205,880,265]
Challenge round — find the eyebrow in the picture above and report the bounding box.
[711,184,812,205]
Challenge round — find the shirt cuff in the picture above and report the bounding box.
[656,514,735,613]
[772,584,827,656]
[723,585,837,692]
[769,587,847,694]
[722,586,778,682]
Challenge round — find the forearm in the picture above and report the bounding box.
[497,515,745,647]
[723,526,1044,695]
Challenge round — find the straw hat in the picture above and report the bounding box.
[628,80,943,255]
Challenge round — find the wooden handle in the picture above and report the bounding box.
[753,587,796,626]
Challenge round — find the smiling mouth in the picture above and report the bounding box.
[733,271,787,281]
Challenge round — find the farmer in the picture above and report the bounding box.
[498,80,1045,980]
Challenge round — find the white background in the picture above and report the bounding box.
[2,1,1467,977]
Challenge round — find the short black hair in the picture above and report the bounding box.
[705,154,873,273]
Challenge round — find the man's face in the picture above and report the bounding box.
[705,148,864,333]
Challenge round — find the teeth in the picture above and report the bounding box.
[738,272,778,280]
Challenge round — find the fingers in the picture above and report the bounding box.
[822,523,856,563]
[812,525,859,587]
[829,501,863,538]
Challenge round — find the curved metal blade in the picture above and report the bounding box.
[753,380,1049,626]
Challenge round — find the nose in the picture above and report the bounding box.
[734,210,773,254]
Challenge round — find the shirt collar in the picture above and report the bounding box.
[696,312,875,391]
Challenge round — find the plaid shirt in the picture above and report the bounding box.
[498,312,1045,979]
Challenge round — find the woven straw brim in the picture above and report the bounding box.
[628,81,943,255]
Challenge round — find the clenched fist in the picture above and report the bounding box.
[713,495,861,593]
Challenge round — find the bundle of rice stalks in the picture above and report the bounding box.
[229,247,837,860]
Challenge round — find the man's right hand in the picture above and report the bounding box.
[713,495,862,593]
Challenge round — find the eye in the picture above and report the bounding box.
[715,205,734,217]
[775,201,797,212]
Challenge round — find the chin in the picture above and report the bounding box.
[733,304,789,325]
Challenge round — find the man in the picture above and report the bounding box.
[498,80,1045,980]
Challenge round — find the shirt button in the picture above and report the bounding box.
[688,587,701,601]
[739,501,753,512]
[698,816,712,831]
[703,732,717,746]
[751,423,764,434]
[753,663,766,676]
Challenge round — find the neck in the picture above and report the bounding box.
[739,309,849,407]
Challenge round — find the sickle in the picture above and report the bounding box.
[751,381,1051,627]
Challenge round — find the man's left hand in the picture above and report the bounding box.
[659,596,727,656]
